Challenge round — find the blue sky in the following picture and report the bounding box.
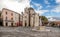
[30,0,60,17]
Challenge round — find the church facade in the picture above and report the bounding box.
[21,7,40,27]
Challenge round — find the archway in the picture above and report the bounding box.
[11,22,13,27]
[6,22,8,26]
[0,21,3,26]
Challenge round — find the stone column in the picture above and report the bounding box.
[34,14,39,27]
[3,21,6,26]
[8,22,10,26]
[30,17,34,27]
[22,16,25,27]
[26,15,29,27]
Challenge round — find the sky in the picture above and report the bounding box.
[0,0,60,21]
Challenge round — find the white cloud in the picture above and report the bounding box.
[35,10,49,15]
[51,5,60,13]
[0,0,7,10]
[56,0,60,3]
[50,0,60,13]
[34,3,41,7]
[46,16,56,21]
[44,0,50,4]
[46,16,52,18]
[31,2,42,10]
[0,0,31,14]
[48,17,57,21]
[31,2,48,15]
[47,5,51,8]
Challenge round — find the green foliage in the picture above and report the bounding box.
[39,16,48,22]
[39,16,48,26]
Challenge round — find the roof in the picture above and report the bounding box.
[2,8,20,15]
[53,21,60,25]
[28,7,34,10]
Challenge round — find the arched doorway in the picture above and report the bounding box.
[6,22,8,26]
[0,19,3,26]
[0,21,3,26]
[11,22,13,27]
[29,22,30,27]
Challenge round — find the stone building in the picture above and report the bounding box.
[22,7,40,27]
[2,8,20,26]
[1,7,40,27]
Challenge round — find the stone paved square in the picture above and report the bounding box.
[0,27,60,37]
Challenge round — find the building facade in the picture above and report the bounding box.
[2,8,20,26]
[1,7,40,27]
[22,7,40,27]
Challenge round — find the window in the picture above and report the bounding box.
[11,13,13,16]
[29,11,30,13]
[11,23,13,26]
[11,18,13,20]
[6,22,8,26]
[6,12,7,15]
[6,17,7,20]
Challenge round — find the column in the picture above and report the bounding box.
[22,16,25,27]
[3,21,6,26]
[30,17,34,27]
[26,15,29,27]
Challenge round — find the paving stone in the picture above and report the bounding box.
[0,27,60,37]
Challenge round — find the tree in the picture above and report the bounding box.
[39,16,48,26]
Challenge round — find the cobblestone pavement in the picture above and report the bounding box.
[0,26,60,37]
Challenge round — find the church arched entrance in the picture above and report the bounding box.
[0,19,3,26]
[0,21,3,26]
